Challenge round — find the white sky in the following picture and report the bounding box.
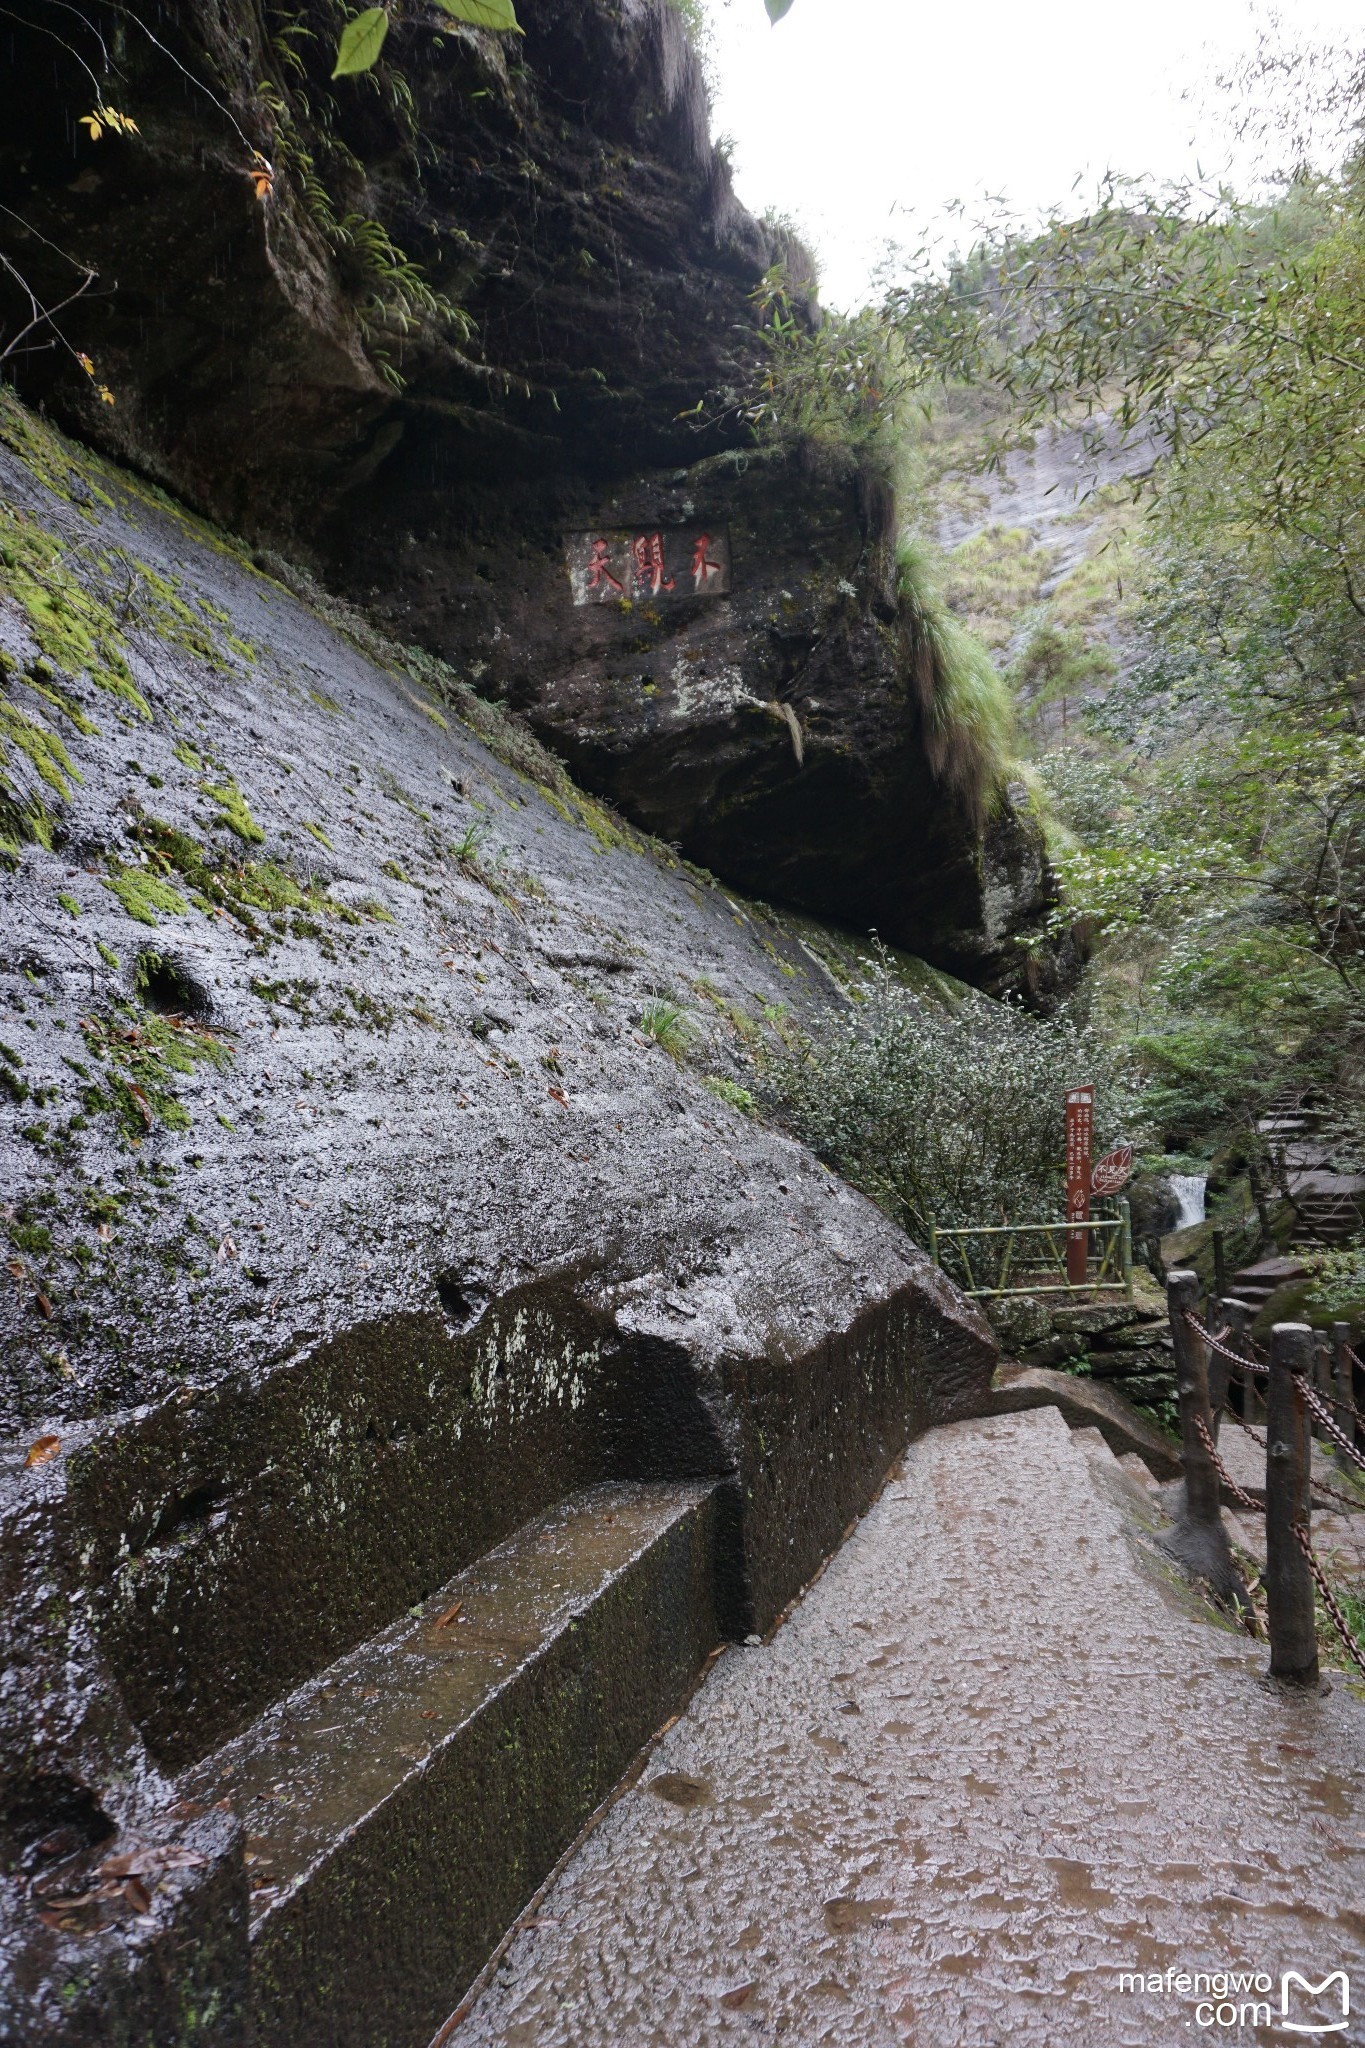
[702,0,1365,307]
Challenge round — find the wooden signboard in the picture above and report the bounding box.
[1091,1144,1134,1197]
[565,526,731,606]
[1065,1085,1095,1285]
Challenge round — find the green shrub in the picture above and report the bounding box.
[768,944,1141,1245]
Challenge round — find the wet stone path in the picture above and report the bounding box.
[455,1408,1365,2046]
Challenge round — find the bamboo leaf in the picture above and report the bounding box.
[765,0,795,18]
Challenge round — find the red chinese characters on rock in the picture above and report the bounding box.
[631,532,675,598]
[585,537,624,597]
[691,533,722,591]
[567,526,729,606]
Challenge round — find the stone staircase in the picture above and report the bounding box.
[1224,1253,1310,1315]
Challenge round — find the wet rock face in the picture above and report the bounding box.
[0,0,1059,989]
[0,400,998,2042]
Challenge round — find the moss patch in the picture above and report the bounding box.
[104,869,191,928]
[78,1004,234,1146]
[203,779,265,844]
[113,810,368,953]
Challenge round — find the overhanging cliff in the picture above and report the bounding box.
[0,0,1062,989]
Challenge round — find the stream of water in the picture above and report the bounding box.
[1170,1174,1207,1230]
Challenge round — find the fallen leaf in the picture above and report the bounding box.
[434,1600,463,1629]
[36,1905,91,1933]
[99,1844,208,1881]
[547,1087,569,1107]
[97,1224,112,1243]
[122,1876,152,1915]
[7,1257,25,1281]
[127,1084,153,1128]
[25,1434,60,1468]
[216,1234,238,1264]
[420,1709,437,1719]
[35,1292,53,1320]
[647,1772,711,1809]
[719,1983,758,2011]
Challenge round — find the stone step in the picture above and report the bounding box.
[181,1480,722,2048]
[987,1366,1182,1479]
[451,1409,1365,2045]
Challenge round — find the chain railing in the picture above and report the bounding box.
[1169,1277,1365,1686]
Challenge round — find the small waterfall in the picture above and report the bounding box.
[1170,1174,1207,1231]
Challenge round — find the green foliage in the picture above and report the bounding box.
[639,998,691,1055]
[331,7,388,76]
[768,944,1141,1244]
[896,536,1015,823]
[434,0,521,27]
[1009,623,1116,726]
[330,0,520,81]
[742,270,905,466]
[1304,1245,1365,1320]
[703,1074,758,1115]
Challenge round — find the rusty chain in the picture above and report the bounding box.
[1182,1309,1268,1376]
[1221,1405,1365,1516]
[1294,1377,1365,1477]
[1193,1413,1264,1515]
[1293,1523,1365,1683]
[1180,1321,1365,1677]
[1195,1412,1365,1678]
[1186,1308,1365,1447]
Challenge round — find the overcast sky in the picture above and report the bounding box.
[701,0,1365,307]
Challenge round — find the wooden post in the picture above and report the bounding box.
[1168,1270,1220,1530]
[1332,1321,1354,1461]
[1212,1226,1227,1305]
[1265,1323,1318,1685]
[1223,1299,1255,1423]
[1119,1198,1133,1301]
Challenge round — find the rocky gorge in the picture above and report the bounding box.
[0,4,1074,2042]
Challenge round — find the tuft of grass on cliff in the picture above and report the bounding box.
[896,535,1016,828]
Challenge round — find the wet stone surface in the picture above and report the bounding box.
[458,1408,1365,2047]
